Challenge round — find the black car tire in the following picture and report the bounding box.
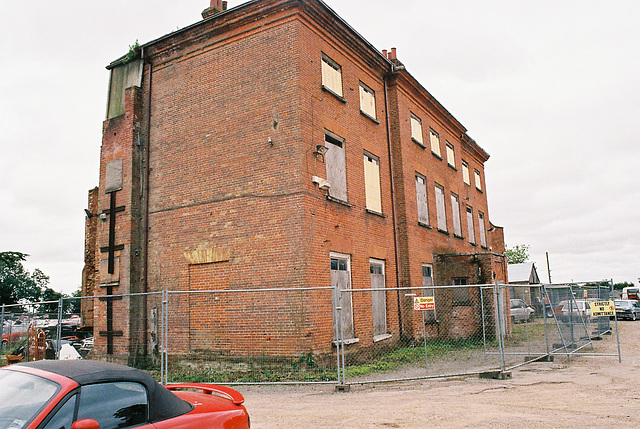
[633,313,637,321]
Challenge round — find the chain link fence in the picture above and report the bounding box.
[501,281,621,372]
[335,284,504,384]
[0,280,622,386]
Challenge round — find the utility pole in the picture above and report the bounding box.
[546,252,552,284]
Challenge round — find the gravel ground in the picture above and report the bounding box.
[240,320,638,428]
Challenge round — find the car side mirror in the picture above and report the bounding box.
[71,419,100,429]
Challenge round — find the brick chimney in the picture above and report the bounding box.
[202,0,228,19]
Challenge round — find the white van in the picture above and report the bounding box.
[559,299,595,323]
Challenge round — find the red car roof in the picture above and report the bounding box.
[12,360,193,423]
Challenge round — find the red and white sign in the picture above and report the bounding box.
[414,296,435,311]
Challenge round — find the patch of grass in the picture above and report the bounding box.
[506,320,547,346]
[345,337,488,378]
[166,366,337,384]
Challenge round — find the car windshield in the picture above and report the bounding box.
[0,370,60,429]
[616,301,632,309]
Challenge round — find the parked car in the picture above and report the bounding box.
[510,299,534,323]
[614,300,640,321]
[0,360,250,429]
[559,299,596,323]
[1,319,29,347]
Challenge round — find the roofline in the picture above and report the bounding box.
[108,0,393,71]
[394,68,490,162]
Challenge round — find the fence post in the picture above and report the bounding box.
[494,282,506,372]
[0,304,4,349]
[480,288,487,356]
[611,279,622,363]
[56,297,64,359]
[421,306,429,374]
[338,290,346,385]
[161,290,168,385]
[543,285,550,355]
[333,286,341,385]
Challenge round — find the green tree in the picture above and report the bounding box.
[505,244,530,264]
[613,282,633,291]
[0,251,48,305]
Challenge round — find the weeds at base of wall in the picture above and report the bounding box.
[163,351,336,383]
[345,337,491,378]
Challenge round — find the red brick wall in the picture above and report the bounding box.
[88,0,506,358]
[82,187,98,326]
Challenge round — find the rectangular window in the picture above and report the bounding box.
[462,161,470,185]
[478,211,487,247]
[325,132,348,202]
[410,114,423,145]
[364,152,382,213]
[430,129,441,157]
[370,259,388,339]
[321,54,343,97]
[422,264,436,322]
[446,142,455,168]
[331,253,354,341]
[77,382,148,429]
[435,183,447,232]
[451,193,462,237]
[415,174,429,226]
[452,278,471,305]
[474,169,482,191]
[359,82,376,119]
[466,206,475,245]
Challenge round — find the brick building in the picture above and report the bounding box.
[84,0,507,361]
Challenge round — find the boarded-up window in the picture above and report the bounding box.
[451,193,462,237]
[446,142,455,167]
[105,159,123,193]
[331,254,354,340]
[435,183,447,231]
[466,206,476,245]
[410,114,423,145]
[370,260,387,338]
[479,211,487,247]
[325,132,348,201]
[462,161,470,185]
[106,59,143,120]
[364,152,382,213]
[321,54,343,97]
[359,83,376,119]
[474,169,482,191]
[415,174,429,226]
[422,264,436,322]
[430,129,441,157]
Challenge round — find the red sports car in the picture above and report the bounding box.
[0,360,250,429]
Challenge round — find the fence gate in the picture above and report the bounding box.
[498,281,621,373]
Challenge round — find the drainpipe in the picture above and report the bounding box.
[383,63,403,338]
[141,47,153,355]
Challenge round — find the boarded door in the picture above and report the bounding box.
[331,255,354,340]
[370,260,387,338]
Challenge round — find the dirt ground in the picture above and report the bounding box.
[241,321,639,428]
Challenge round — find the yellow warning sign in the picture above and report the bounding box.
[414,296,435,311]
[589,301,615,317]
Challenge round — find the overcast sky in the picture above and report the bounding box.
[1,0,638,294]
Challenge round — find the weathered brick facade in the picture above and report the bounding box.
[85,0,506,361]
